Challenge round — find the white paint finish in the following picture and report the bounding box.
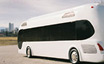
[18,40,104,62]
[21,41,81,59]
[18,3,104,63]
[20,3,99,29]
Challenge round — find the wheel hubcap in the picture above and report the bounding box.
[71,51,78,63]
[27,48,30,57]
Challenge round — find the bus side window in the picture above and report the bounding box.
[76,20,95,40]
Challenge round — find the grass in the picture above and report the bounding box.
[0,37,17,46]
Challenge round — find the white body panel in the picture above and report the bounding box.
[18,3,104,63]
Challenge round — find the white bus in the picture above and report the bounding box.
[18,3,104,64]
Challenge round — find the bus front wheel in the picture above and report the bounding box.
[69,48,80,64]
[26,46,32,58]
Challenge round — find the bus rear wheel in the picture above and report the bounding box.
[26,46,32,58]
[69,48,80,64]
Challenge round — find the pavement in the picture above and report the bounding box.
[0,45,71,64]
[0,45,104,64]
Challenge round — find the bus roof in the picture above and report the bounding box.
[19,3,102,30]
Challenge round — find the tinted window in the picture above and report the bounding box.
[76,20,94,40]
[18,22,76,41]
[18,20,94,49]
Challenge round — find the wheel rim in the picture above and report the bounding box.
[71,51,78,63]
[27,48,30,57]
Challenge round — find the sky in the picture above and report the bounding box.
[0,0,100,28]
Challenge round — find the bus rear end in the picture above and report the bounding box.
[94,3,104,62]
[80,3,104,63]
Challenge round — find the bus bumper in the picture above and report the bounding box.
[81,52,104,63]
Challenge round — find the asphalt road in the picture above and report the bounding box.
[0,45,104,64]
[0,45,71,64]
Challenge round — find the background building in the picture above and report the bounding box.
[0,23,18,37]
[9,23,14,32]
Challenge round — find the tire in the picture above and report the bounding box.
[26,46,32,58]
[69,48,80,64]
